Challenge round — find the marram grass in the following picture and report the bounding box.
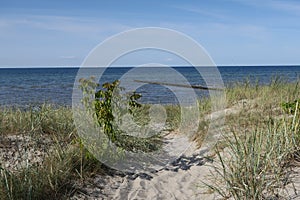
[205,78,300,199]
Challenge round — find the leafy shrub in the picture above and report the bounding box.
[78,77,162,152]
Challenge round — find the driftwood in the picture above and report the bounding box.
[134,80,224,91]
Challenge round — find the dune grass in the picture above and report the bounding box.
[208,116,300,199]
[0,105,105,199]
[0,104,75,138]
[206,78,300,199]
[0,145,105,200]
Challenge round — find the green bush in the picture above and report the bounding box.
[78,77,162,153]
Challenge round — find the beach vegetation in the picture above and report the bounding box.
[78,77,163,153]
[205,77,300,199]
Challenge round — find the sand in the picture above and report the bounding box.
[71,132,221,200]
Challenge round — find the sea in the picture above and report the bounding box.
[1,66,300,108]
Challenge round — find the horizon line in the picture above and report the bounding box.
[1,64,300,68]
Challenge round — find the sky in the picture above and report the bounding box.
[1,0,300,67]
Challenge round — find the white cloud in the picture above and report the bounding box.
[160,21,269,42]
[173,5,230,20]
[0,14,132,36]
[231,0,300,15]
[270,0,300,14]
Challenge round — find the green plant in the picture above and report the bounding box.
[78,77,162,152]
[94,80,141,142]
[281,99,300,114]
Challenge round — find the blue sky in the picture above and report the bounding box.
[1,0,300,66]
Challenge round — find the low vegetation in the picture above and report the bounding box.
[206,78,300,199]
[0,105,105,199]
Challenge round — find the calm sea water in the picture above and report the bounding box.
[1,66,300,107]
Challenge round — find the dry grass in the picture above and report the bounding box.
[0,105,105,200]
[206,78,300,199]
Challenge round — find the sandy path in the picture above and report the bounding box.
[112,137,215,200]
[71,133,220,200]
[71,104,233,200]
[114,165,213,200]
